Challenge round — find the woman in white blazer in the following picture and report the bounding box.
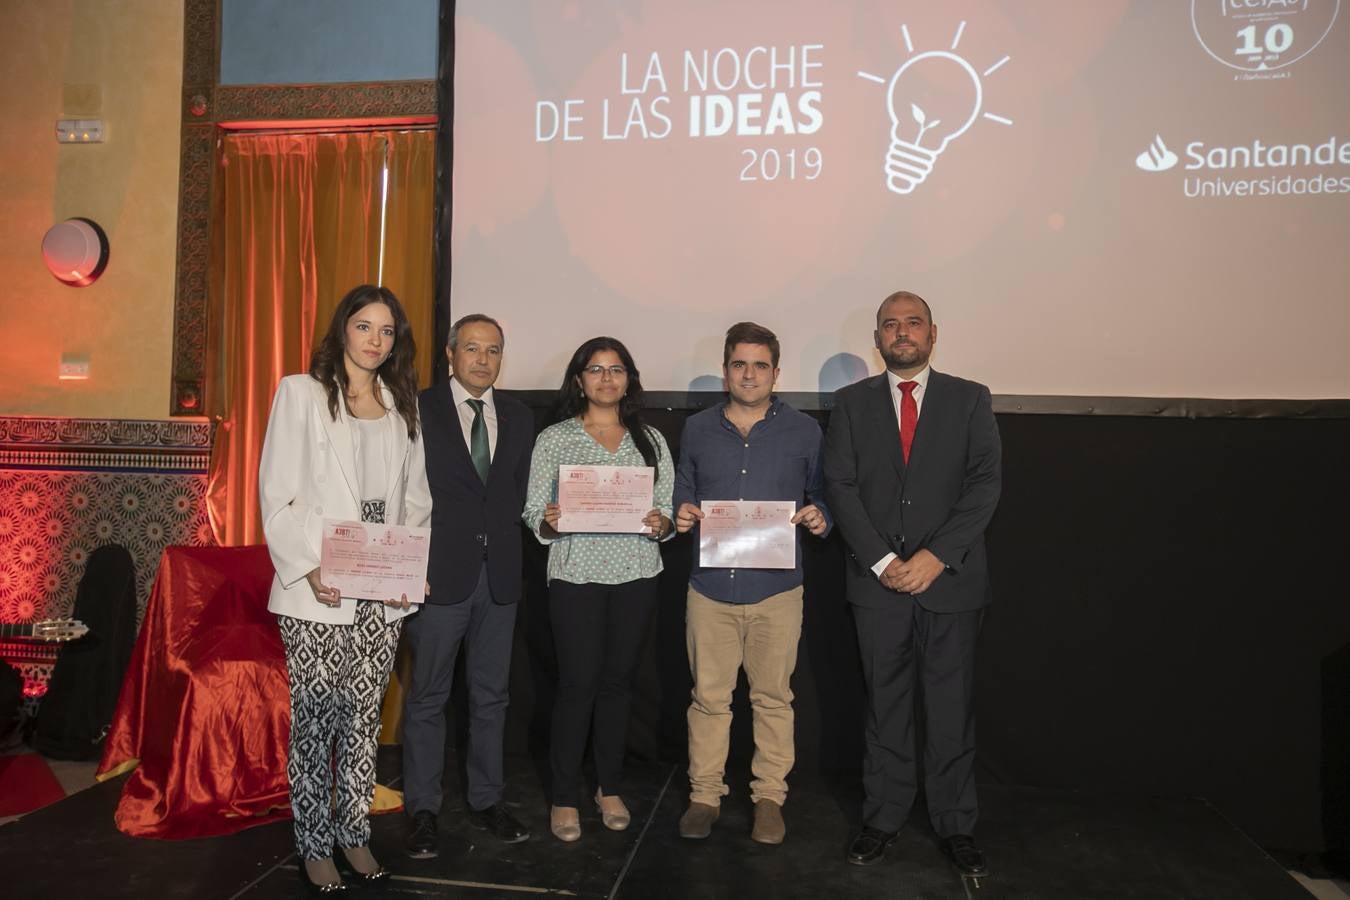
[258,284,431,894]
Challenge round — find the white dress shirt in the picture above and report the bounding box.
[450,377,498,461]
[872,365,932,578]
[886,365,930,424]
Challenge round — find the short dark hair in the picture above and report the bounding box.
[447,313,504,350]
[876,291,934,325]
[722,321,780,368]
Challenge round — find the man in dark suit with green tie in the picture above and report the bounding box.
[403,314,535,856]
[824,291,1001,876]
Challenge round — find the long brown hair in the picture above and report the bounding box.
[309,284,419,439]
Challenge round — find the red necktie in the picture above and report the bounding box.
[898,381,918,463]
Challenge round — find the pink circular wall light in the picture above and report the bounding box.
[41,218,110,286]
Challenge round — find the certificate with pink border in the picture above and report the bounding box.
[556,464,655,533]
[698,500,796,569]
[321,520,431,602]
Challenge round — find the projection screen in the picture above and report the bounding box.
[450,1,1350,401]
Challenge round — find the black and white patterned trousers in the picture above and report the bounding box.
[278,597,401,860]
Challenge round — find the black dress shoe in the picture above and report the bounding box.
[406,810,439,859]
[846,826,899,866]
[941,834,989,877]
[298,865,346,895]
[468,803,531,843]
[334,850,390,885]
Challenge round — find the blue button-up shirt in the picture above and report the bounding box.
[673,397,831,604]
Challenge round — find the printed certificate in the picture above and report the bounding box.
[557,464,655,533]
[698,500,797,569]
[320,520,431,602]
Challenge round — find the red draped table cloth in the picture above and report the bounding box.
[97,545,292,838]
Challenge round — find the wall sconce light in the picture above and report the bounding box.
[41,218,110,286]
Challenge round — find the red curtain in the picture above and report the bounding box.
[205,130,435,547]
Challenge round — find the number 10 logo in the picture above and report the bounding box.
[1236,21,1295,57]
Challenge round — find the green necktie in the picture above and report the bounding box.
[466,398,490,484]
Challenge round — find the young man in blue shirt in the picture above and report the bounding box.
[673,322,832,844]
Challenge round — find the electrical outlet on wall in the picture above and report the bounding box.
[59,353,90,380]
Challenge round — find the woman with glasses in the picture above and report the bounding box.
[523,336,674,842]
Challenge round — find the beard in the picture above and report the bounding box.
[879,340,929,370]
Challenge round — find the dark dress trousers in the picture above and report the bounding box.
[824,370,1001,837]
[402,382,534,814]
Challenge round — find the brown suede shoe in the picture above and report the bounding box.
[678,801,720,839]
[751,799,785,844]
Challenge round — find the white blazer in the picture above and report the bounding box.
[258,374,432,625]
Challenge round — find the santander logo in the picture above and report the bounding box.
[1136,134,1179,172]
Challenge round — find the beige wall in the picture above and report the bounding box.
[0,0,183,417]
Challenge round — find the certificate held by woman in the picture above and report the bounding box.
[556,464,655,533]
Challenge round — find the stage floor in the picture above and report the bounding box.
[1,752,1314,900]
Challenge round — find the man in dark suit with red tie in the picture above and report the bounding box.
[403,314,535,856]
[824,291,1001,877]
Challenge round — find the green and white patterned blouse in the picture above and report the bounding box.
[523,416,675,586]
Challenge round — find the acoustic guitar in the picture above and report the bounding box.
[0,619,90,642]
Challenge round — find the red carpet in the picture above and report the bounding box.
[0,753,66,816]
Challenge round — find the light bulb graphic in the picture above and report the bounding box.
[859,21,1013,197]
[885,52,981,195]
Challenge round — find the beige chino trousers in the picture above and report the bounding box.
[685,585,803,807]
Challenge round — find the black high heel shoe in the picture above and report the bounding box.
[298,861,346,895]
[335,848,390,885]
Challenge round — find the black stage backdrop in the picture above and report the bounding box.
[464,406,1350,855]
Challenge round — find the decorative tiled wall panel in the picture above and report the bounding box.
[0,417,215,710]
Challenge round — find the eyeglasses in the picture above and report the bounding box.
[581,364,628,378]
